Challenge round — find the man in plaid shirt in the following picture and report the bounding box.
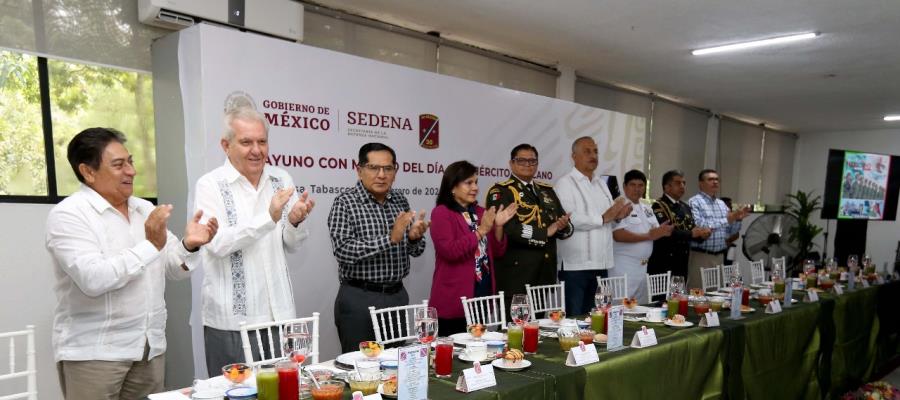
[327,142,430,352]
[687,169,750,287]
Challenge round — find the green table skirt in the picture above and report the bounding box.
[328,282,898,399]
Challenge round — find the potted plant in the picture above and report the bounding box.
[785,190,824,270]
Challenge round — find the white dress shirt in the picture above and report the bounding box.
[612,201,659,300]
[46,185,196,362]
[555,167,616,271]
[193,160,308,331]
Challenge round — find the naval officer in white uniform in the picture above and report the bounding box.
[611,169,673,302]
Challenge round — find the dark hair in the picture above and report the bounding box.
[67,127,127,183]
[436,161,478,207]
[661,169,684,189]
[623,169,647,185]
[358,142,397,166]
[510,143,538,160]
[698,168,718,181]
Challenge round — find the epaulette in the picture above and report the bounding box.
[496,178,515,186]
[534,180,553,188]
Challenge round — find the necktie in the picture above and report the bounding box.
[525,183,537,198]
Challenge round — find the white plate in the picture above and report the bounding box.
[449,331,506,345]
[664,319,695,328]
[335,348,398,367]
[538,318,561,330]
[491,358,531,371]
[622,305,654,315]
[458,352,493,362]
[377,384,398,399]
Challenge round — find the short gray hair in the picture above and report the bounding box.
[223,107,269,141]
[571,136,594,153]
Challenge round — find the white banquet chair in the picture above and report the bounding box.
[721,264,737,284]
[701,265,722,293]
[369,300,430,346]
[0,325,37,400]
[597,275,628,301]
[239,313,320,367]
[646,271,672,303]
[750,260,766,284]
[461,291,506,331]
[525,282,565,320]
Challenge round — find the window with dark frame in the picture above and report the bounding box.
[0,49,157,203]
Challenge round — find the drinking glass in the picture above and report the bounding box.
[415,307,439,345]
[433,337,454,378]
[671,275,685,292]
[594,285,612,310]
[283,322,311,365]
[510,294,532,325]
[848,254,859,270]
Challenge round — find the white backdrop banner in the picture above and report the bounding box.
[175,24,645,375]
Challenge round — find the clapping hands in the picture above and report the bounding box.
[390,210,431,244]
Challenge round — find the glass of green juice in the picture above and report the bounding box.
[507,323,523,351]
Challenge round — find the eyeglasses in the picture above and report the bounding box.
[512,158,539,166]
[361,164,398,174]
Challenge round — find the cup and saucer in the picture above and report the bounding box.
[458,341,492,362]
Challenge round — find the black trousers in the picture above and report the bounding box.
[334,283,409,353]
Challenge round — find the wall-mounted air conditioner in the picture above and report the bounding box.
[138,0,303,42]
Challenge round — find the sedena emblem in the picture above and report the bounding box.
[224,91,257,112]
[418,114,440,149]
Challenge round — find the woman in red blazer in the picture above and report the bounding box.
[429,161,517,335]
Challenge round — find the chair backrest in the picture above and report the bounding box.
[369,300,429,346]
[771,256,787,272]
[597,275,628,301]
[750,260,766,284]
[461,291,506,330]
[646,271,672,303]
[239,313,320,368]
[0,325,37,400]
[525,282,565,320]
[701,265,722,292]
[721,264,737,284]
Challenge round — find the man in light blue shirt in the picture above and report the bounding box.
[687,169,749,287]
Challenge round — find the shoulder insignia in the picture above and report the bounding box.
[497,179,515,186]
[534,180,553,188]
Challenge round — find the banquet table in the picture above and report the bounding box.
[153,279,900,399]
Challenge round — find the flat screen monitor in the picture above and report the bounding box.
[821,149,900,220]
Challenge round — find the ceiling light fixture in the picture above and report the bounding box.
[885,115,900,122]
[692,32,819,56]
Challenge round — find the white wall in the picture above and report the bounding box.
[792,128,900,271]
[0,204,63,400]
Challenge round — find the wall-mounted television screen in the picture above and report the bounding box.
[821,149,900,220]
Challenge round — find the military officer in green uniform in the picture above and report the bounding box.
[647,170,711,281]
[486,144,573,313]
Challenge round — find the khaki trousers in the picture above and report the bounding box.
[688,250,725,289]
[57,343,164,400]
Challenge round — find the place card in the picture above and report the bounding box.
[629,326,658,348]
[357,393,383,400]
[765,299,782,314]
[567,341,601,365]
[804,290,819,303]
[606,306,625,351]
[455,362,497,393]
[876,275,885,285]
[861,279,870,288]
[699,312,720,327]
[398,344,428,400]
[834,285,844,295]
[840,272,848,281]
[783,281,793,308]
[729,287,743,319]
